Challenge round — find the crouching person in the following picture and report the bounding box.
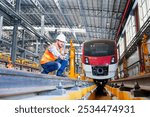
[40,33,68,77]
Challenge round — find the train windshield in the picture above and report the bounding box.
[84,41,115,56]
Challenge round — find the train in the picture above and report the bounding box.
[82,39,118,85]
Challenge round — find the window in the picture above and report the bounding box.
[84,41,115,56]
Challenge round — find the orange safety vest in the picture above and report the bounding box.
[40,48,58,64]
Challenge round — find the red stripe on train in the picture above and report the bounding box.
[85,56,112,66]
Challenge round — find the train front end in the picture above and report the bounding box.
[82,40,117,82]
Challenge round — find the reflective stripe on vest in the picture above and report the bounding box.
[40,49,57,64]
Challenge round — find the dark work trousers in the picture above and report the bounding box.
[41,58,68,76]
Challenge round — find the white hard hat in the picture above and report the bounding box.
[56,33,67,43]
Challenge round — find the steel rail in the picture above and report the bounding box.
[109,73,150,91]
[0,68,94,98]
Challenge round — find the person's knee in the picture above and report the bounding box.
[53,63,60,71]
[57,63,61,69]
[63,60,68,65]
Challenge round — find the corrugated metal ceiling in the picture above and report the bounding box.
[20,0,128,44]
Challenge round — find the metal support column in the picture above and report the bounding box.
[34,39,39,63]
[41,15,45,36]
[39,15,45,56]
[39,15,45,71]
[21,30,25,58]
[11,20,19,65]
[11,0,21,65]
[0,15,3,40]
[35,39,39,55]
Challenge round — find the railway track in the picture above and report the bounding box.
[106,74,150,99]
[109,74,150,91]
[0,68,95,100]
[1,68,150,100]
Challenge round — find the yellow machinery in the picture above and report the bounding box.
[68,40,91,81]
[0,52,13,68]
[68,40,79,79]
[141,34,150,73]
[80,62,86,80]
[0,52,39,69]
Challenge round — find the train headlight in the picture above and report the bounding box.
[111,56,115,64]
[85,57,89,64]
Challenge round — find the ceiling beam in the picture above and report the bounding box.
[77,0,90,40]
[53,0,79,44]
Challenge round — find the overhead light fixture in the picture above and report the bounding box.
[3,26,86,34]
[43,27,86,33]
[106,22,110,26]
[78,24,81,28]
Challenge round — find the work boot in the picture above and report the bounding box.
[56,72,67,77]
[57,69,67,77]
